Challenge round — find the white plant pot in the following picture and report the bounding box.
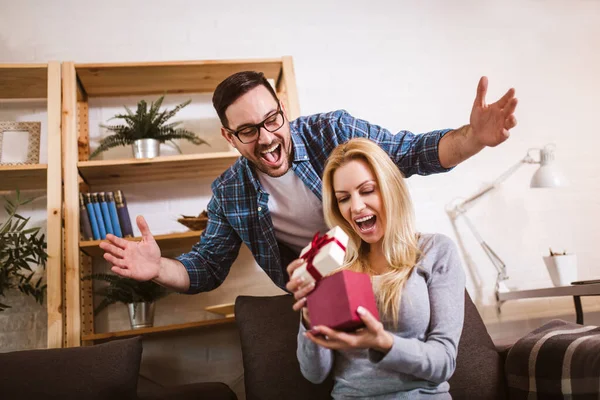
[543,254,578,287]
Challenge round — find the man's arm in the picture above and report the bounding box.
[153,258,190,292]
[102,194,241,294]
[175,194,243,294]
[438,77,518,168]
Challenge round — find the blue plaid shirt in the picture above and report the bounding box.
[177,110,452,293]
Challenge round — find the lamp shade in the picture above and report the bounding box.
[530,164,566,188]
[529,145,567,188]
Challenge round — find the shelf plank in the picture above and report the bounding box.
[205,303,235,318]
[82,316,236,341]
[0,164,47,191]
[75,58,283,97]
[78,152,239,186]
[0,64,48,99]
[80,230,203,257]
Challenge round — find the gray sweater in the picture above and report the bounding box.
[297,233,466,399]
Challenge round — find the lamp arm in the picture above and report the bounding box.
[461,213,508,281]
[453,155,536,213]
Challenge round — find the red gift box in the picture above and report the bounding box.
[306,270,380,332]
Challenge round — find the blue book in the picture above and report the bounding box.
[105,192,123,237]
[84,193,100,240]
[91,193,107,239]
[98,192,114,236]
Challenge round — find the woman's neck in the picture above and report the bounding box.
[367,243,390,275]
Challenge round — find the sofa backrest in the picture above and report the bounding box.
[0,336,143,400]
[235,291,508,400]
[235,294,333,400]
[448,292,508,400]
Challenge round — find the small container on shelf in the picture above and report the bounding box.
[177,210,208,231]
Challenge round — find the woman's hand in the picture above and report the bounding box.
[286,258,316,326]
[304,306,394,354]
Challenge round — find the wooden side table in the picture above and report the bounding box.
[497,283,600,324]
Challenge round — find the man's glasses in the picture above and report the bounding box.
[225,106,285,144]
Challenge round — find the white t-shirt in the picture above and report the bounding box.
[257,169,330,254]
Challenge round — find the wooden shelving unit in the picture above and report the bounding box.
[0,164,47,191]
[78,152,239,186]
[0,63,63,349]
[80,230,204,257]
[61,57,300,347]
[82,316,235,342]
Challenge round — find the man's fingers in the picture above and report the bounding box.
[104,234,130,250]
[473,76,488,108]
[505,115,517,130]
[99,241,125,258]
[496,87,516,109]
[111,266,131,278]
[503,97,518,116]
[136,215,153,240]
[103,253,127,268]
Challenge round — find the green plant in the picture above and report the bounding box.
[0,191,47,311]
[549,248,568,256]
[82,273,171,315]
[90,95,209,158]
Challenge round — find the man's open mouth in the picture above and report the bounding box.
[259,143,282,166]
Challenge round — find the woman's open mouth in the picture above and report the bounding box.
[354,214,377,233]
[259,143,282,167]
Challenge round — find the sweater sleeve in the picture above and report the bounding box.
[368,235,466,383]
[297,318,335,384]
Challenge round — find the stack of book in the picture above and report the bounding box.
[79,190,133,241]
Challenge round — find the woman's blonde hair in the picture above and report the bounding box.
[322,138,420,328]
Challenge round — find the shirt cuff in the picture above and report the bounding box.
[428,129,454,173]
[174,255,201,294]
[368,334,421,374]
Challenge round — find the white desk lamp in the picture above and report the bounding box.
[445,144,566,304]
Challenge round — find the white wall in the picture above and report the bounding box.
[1,0,599,397]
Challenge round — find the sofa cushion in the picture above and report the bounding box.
[235,294,333,400]
[505,319,600,399]
[448,292,508,400]
[0,336,142,400]
[138,382,238,400]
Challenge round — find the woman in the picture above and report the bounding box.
[286,138,466,399]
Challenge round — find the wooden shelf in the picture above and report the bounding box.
[75,58,284,97]
[78,152,239,186]
[80,230,203,257]
[82,316,236,341]
[205,303,235,318]
[0,164,47,191]
[0,64,48,99]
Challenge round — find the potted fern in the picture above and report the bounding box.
[0,191,47,311]
[83,273,171,329]
[90,95,209,160]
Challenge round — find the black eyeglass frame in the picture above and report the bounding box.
[224,105,285,144]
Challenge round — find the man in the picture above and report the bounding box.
[100,71,517,294]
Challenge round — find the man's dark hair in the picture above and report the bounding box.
[212,71,279,128]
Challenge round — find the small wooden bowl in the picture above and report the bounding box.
[177,211,208,231]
